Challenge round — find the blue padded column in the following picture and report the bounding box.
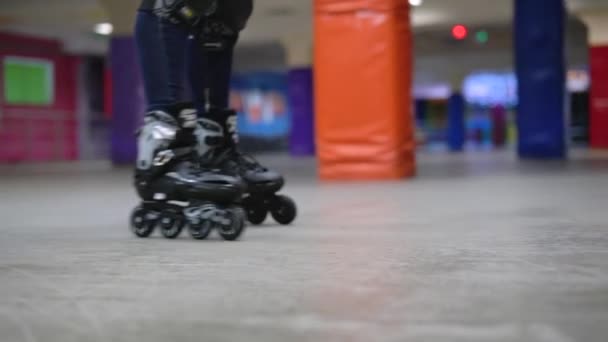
[447,93,465,151]
[514,0,567,158]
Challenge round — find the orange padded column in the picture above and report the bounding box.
[314,0,415,180]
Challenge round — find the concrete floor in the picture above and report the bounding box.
[1,150,608,342]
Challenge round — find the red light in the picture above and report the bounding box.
[452,25,468,40]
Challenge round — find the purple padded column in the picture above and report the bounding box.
[110,36,145,164]
[288,68,315,156]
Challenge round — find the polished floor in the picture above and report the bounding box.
[1,150,607,342]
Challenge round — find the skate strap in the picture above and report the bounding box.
[173,147,196,159]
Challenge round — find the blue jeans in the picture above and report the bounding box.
[161,18,190,102]
[135,10,171,111]
[135,10,235,115]
[135,10,189,111]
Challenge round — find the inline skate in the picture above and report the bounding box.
[131,105,246,240]
[196,108,297,226]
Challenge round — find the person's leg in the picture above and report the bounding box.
[187,33,208,113]
[206,43,236,108]
[134,10,173,111]
[188,22,238,142]
[206,45,238,143]
[159,18,191,102]
[132,5,249,237]
[187,2,297,226]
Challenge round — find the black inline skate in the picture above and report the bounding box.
[131,105,247,240]
[196,108,297,226]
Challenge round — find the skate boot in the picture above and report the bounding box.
[130,105,247,241]
[195,108,297,226]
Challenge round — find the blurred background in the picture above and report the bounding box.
[0,0,605,166]
[2,2,608,341]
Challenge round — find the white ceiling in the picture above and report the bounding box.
[0,0,606,54]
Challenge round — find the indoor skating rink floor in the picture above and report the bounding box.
[1,150,607,342]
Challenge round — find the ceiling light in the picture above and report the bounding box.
[94,23,113,36]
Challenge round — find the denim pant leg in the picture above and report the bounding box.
[134,10,173,112]
[159,19,191,103]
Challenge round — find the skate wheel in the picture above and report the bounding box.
[218,207,246,241]
[243,196,267,225]
[159,211,184,239]
[130,206,156,238]
[270,195,297,225]
[188,220,213,240]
